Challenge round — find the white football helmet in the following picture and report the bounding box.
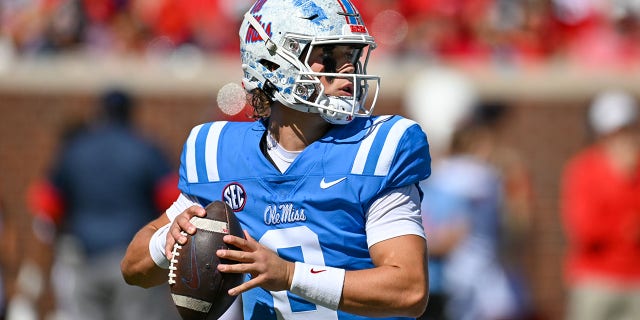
[239,0,380,124]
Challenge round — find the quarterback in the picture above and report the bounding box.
[121,0,432,319]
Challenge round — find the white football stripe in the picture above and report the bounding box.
[171,294,212,313]
[185,124,204,183]
[375,118,416,176]
[205,121,228,182]
[191,217,229,233]
[351,116,391,175]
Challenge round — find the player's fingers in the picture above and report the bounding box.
[223,230,260,251]
[222,234,254,251]
[165,233,176,258]
[177,205,206,234]
[242,230,261,247]
[227,277,260,296]
[169,205,206,246]
[169,220,189,245]
[187,204,207,218]
[217,248,253,264]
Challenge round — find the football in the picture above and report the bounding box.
[168,201,245,320]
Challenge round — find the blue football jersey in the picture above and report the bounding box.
[177,115,431,320]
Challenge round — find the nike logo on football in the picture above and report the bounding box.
[320,177,346,189]
[183,240,200,289]
[310,268,327,274]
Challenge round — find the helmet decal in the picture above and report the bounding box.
[335,0,361,25]
[245,15,272,44]
[250,0,268,14]
[294,0,329,25]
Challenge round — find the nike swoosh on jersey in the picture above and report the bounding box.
[320,177,346,189]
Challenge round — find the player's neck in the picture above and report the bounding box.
[268,105,332,151]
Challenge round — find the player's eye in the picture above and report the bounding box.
[319,45,364,72]
[343,46,363,65]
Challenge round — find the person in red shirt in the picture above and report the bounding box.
[560,89,640,320]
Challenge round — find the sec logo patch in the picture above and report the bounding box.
[222,182,246,212]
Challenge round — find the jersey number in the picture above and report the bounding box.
[260,226,339,320]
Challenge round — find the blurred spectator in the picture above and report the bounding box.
[552,0,640,70]
[419,116,522,320]
[469,103,535,277]
[417,161,469,320]
[1,0,250,57]
[24,88,181,320]
[560,89,640,320]
[1,0,85,55]
[3,0,639,69]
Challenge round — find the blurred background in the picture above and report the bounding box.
[1,0,640,319]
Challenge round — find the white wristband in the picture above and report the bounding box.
[148,224,171,269]
[289,262,345,310]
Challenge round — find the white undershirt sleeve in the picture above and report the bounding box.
[149,193,202,268]
[165,193,202,222]
[365,184,425,248]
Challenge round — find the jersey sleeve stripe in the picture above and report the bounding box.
[374,118,417,176]
[194,123,213,183]
[205,121,228,182]
[350,115,391,175]
[185,124,204,183]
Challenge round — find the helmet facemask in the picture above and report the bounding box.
[297,39,380,124]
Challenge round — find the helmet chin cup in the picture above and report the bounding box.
[319,96,356,125]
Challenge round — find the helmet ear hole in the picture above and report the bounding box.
[284,39,301,55]
[259,59,280,72]
[294,84,316,101]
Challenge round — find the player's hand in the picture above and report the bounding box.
[216,230,295,295]
[165,205,206,259]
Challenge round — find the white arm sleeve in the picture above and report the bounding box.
[366,184,425,248]
[148,193,202,268]
[165,193,202,221]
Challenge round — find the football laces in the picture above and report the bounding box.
[167,231,188,285]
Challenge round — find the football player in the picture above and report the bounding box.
[121,0,432,319]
